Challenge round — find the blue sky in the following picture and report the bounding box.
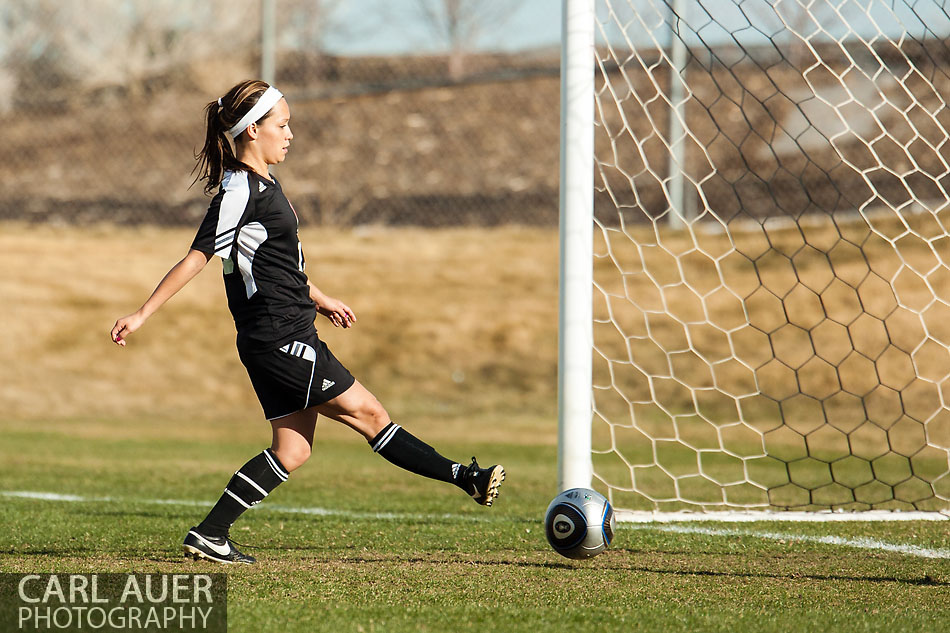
[322,0,562,55]
[317,0,950,57]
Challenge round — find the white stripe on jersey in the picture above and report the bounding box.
[235,222,269,298]
[213,171,251,259]
[214,229,236,251]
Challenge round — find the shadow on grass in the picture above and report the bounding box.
[72,508,201,521]
[606,549,950,587]
[4,547,107,557]
[335,554,579,571]
[455,557,950,584]
[7,545,945,587]
[632,563,948,586]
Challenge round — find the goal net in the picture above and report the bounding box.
[567,0,950,517]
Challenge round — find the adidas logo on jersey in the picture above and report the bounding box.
[322,379,335,391]
[259,181,267,192]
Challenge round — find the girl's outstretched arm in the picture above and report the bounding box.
[110,249,212,346]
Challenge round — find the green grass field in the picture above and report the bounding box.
[0,417,948,632]
[2,225,949,632]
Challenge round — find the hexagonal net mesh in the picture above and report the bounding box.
[592,0,950,514]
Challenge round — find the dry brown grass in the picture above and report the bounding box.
[0,224,559,439]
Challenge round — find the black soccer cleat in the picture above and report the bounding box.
[459,457,505,506]
[182,527,256,565]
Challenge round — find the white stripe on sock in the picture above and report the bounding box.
[224,488,252,509]
[372,423,401,453]
[262,450,289,481]
[235,471,269,498]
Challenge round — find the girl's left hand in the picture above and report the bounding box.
[317,297,356,328]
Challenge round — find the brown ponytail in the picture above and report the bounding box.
[193,79,273,195]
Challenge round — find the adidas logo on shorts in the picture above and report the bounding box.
[322,379,335,391]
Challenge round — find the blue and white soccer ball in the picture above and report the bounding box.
[544,487,615,559]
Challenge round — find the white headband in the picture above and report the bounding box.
[227,86,283,139]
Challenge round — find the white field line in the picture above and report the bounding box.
[5,490,948,559]
[615,510,949,522]
[628,523,950,560]
[0,490,493,523]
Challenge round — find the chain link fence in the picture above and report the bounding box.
[0,0,560,226]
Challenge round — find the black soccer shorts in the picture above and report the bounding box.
[238,330,356,420]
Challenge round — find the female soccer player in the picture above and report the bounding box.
[110,80,505,564]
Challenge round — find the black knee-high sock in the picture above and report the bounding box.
[197,448,289,538]
[369,422,464,486]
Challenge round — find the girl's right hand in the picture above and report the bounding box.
[111,312,145,347]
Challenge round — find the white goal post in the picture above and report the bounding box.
[558,0,950,520]
[559,0,597,493]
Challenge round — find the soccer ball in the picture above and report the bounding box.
[544,487,615,559]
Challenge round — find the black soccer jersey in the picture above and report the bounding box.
[192,170,316,348]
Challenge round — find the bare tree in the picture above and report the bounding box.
[0,0,255,105]
[275,0,357,83]
[88,0,253,95]
[0,0,77,110]
[279,0,348,52]
[412,0,520,79]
